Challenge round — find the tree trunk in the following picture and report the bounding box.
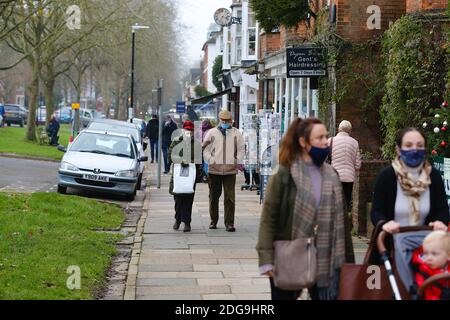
[44,74,55,126]
[26,60,40,142]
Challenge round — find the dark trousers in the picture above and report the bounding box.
[162,145,169,172]
[150,139,158,161]
[208,174,236,226]
[174,193,195,224]
[269,278,301,300]
[269,279,333,300]
[341,181,355,263]
[341,182,354,210]
[244,169,260,185]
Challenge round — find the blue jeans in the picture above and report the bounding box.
[150,139,158,161]
[162,145,169,172]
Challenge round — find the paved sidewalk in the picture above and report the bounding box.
[128,164,368,300]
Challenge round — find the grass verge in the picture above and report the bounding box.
[0,192,125,299]
[0,124,71,161]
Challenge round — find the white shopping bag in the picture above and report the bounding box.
[173,164,196,194]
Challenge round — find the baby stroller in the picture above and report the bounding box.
[339,222,450,300]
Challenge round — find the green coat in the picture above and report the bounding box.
[256,165,297,267]
[168,132,202,195]
[256,164,355,267]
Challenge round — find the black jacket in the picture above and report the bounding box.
[162,121,178,148]
[371,165,449,226]
[146,119,159,140]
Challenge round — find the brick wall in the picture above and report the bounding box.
[259,31,281,58]
[407,0,448,12]
[353,160,390,236]
[335,0,406,42]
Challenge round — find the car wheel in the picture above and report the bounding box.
[137,174,143,190]
[6,122,11,126]
[20,119,24,127]
[57,185,67,194]
[125,193,135,202]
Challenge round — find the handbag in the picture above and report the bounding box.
[338,221,409,300]
[273,227,318,291]
[173,163,196,194]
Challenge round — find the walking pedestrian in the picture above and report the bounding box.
[371,127,449,234]
[146,114,159,163]
[256,118,346,300]
[328,120,361,263]
[46,114,60,146]
[169,120,202,232]
[162,115,178,174]
[202,110,245,232]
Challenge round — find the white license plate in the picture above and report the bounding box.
[82,174,109,182]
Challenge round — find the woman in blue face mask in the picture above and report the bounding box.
[371,128,449,235]
[257,117,348,300]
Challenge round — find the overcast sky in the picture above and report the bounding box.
[174,0,231,68]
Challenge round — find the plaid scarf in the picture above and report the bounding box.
[291,160,346,287]
[391,157,432,226]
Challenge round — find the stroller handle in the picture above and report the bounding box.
[376,226,433,255]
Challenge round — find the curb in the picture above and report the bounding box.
[123,172,150,300]
[0,153,60,163]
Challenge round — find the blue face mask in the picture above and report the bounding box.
[308,146,330,167]
[220,123,231,129]
[400,149,426,168]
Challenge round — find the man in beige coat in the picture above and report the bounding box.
[202,110,245,232]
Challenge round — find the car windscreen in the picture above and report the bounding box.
[88,122,141,143]
[70,132,135,159]
[5,105,19,112]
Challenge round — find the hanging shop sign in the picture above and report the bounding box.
[286,47,326,78]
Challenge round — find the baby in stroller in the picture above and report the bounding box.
[411,231,450,300]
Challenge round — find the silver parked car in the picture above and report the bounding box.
[87,119,147,189]
[57,130,148,200]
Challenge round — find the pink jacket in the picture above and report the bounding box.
[328,132,361,183]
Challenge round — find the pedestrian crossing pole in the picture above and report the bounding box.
[157,79,164,189]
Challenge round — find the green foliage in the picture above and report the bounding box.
[380,14,448,159]
[251,0,310,31]
[425,101,450,157]
[212,55,223,92]
[194,85,213,98]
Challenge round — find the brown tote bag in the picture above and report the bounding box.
[338,222,409,300]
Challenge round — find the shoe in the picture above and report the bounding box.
[226,224,236,232]
[183,223,191,232]
[163,171,169,174]
[151,160,154,163]
[209,222,217,229]
[173,220,181,230]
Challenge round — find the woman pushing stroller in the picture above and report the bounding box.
[371,127,449,233]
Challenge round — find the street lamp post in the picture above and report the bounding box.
[130,24,149,123]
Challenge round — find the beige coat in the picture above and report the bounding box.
[329,132,361,183]
[202,127,245,175]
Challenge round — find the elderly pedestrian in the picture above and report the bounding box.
[169,120,202,232]
[202,110,245,232]
[328,120,361,263]
[256,117,346,300]
[371,127,449,234]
